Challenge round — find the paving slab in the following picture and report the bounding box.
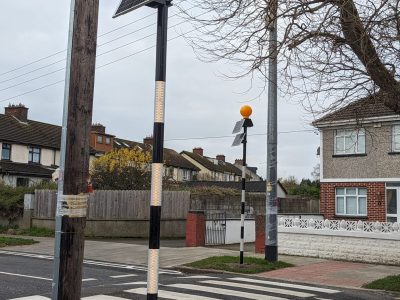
[0,235,237,267]
[259,260,400,288]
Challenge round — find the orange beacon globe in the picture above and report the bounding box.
[240,105,252,119]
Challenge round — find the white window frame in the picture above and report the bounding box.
[335,187,367,216]
[97,135,103,144]
[334,128,365,155]
[105,137,111,145]
[182,169,191,181]
[392,125,400,152]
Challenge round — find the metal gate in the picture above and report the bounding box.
[205,212,226,245]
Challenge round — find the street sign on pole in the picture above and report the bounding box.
[232,133,245,147]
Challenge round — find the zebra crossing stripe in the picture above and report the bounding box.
[82,296,129,300]
[230,277,340,294]
[201,280,315,298]
[110,274,138,279]
[0,271,51,281]
[166,283,288,300]
[126,287,219,300]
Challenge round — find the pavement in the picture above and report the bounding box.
[2,235,400,290]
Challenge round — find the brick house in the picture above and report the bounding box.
[313,95,400,222]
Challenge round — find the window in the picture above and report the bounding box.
[16,177,29,187]
[392,125,400,152]
[97,135,103,144]
[106,137,111,145]
[334,129,365,155]
[28,147,41,163]
[183,169,191,181]
[1,143,11,160]
[336,187,367,216]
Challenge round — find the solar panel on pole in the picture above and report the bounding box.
[113,0,154,18]
[232,133,245,147]
[232,119,245,134]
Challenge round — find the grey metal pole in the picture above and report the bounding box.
[239,126,247,264]
[52,0,75,297]
[147,3,169,300]
[265,1,278,262]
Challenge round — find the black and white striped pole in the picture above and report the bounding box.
[232,105,253,264]
[147,3,169,299]
[112,1,171,299]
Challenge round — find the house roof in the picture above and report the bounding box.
[182,151,242,176]
[0,161,56,178]
[0,114,61,149]
[113,138,200,171]
[313,93,399,126]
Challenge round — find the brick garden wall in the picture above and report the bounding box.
[320,182,386,222]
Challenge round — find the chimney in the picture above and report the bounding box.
[91,123,105,134]
[235,159,243,166]
[5,104,28,122]
[216,154,225,162]
[143,135,153,145]
[193,147,203,156]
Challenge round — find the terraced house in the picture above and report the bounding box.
[313,95,400,222]
[0,104,200,187]
[181,148,242,182]
[0,104,60,186]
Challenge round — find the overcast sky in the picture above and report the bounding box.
[0,1,320,180]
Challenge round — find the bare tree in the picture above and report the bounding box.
[179,0,400,114]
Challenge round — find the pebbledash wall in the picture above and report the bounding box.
[320,182,386,221]
[256,216,400,265]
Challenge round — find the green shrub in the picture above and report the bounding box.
[0,182,57,224]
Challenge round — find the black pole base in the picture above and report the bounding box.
[239,251,244,264]
[147,293,158,300]
[265,245,278,262]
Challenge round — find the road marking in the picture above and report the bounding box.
[7,297,50,300]
[114,281,147,286]
[82,296,129,300]
[184,275,218,279]
[82,278,97,282]
[167,284,288,300]
[0,250,181,275]
[230,277,340,294]
[0,271,51,281]
[126,287,219,300]
[110,274,138,278]
[202,280,314,298]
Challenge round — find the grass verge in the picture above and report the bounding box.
[363,275,400,292]
[0,236,38,247]
[185,256,293,274]
[0,225,54,237]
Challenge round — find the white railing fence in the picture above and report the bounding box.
[279,217,400,234]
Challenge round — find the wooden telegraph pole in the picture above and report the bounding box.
[52,1,99,299]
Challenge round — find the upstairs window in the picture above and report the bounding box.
[97,135,103,144]
[392,125,400,152]
[1,143,11,160]
[105,137,111,145]
[29,147,41,164]
[334,129,365,155]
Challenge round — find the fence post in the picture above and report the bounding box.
[186,210,205,247]
[255,214,265,253]
[21,194,35,229]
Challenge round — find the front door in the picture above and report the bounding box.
[387,187,400,222]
